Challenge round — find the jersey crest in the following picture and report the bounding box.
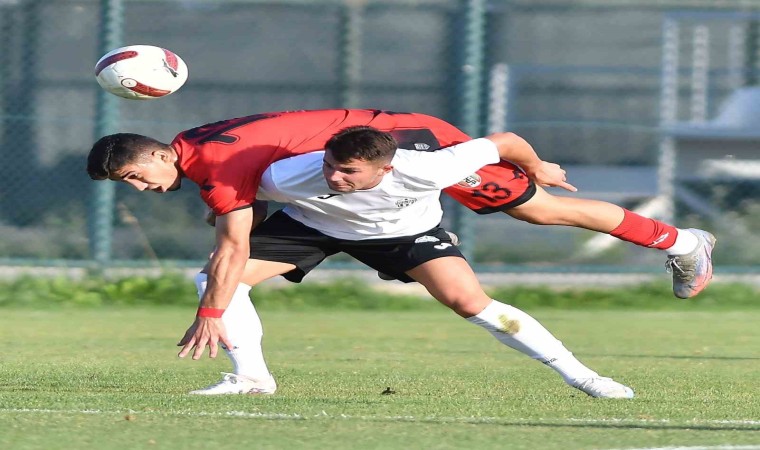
[395,198,417,208]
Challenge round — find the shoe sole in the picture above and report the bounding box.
[189,389,276,395]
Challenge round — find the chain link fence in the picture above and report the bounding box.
[1,0,759,271]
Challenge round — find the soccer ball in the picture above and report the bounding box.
[94,45,188,100]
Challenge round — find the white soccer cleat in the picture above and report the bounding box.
[569,377,634,399]
[666,228,716,299]
[189,373,277,395]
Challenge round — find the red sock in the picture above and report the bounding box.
[609,209,677,250]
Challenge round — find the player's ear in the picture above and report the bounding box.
[154,149,173,163]
[381,164,393,174]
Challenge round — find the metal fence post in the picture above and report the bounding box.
[453,0,486,262]
[657,16,679,225]
[90,0,123,265]
[487,63,510,134]
[745,20,759,86]
[0,1,40,223]
[338,1,364,108]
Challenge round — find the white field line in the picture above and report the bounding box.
[1,408,759,428]
[605,446,760,450]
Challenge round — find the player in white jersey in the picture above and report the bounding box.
[180,126,635,399]
[257,141,500,239]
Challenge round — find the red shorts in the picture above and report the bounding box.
[378,113,536,214]
[442,160,536,214]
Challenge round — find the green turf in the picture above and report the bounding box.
[1,308,758,449]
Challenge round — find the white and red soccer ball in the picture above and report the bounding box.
[95,45,188,100]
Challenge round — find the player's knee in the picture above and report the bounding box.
[435,290,490,317]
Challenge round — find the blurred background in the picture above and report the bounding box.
[1,0,759,277]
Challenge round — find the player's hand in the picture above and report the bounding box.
[527,161,577,192]
[177,316,234,360]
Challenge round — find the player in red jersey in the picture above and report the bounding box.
[87,109,716,361]
[167,109,533,216]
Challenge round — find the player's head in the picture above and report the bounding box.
[87,133,182,193]
[322,126,396,192]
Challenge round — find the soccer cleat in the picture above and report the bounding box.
[666,228,716,299]
[569,377,635,399]
[189,373,277,395]
[377,231,460,280]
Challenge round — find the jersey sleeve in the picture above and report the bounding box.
[172,112,340,216]
[200,164,262,216]
[397,138,500,189]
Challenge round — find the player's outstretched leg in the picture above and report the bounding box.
[467,300,634,399]
[609,209,717,298]
[506,189,717,298]
[666,228,716,299]
[410,258,634,398]
[189,273,277,395]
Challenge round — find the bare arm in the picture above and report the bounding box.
[486,132,577,192]
[486,132,542,171]
[178,207,253,360]
[202,207,253,309]
[205,200,269,232]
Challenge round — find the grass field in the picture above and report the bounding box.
[1,307,759,450]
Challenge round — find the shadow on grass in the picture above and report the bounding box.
[585,353,760,361]
[383,417,760,432]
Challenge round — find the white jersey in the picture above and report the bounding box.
[257,138,500,240]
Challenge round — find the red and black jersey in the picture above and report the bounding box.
[172,109,534,215]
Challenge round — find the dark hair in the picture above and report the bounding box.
[86,133,167,180]
[325,126,397,164]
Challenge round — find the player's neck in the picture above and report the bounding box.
[356,175,387,191]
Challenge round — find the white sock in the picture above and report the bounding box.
[466,300,599,383]
[665,229,699,256]
[194,273,272,380]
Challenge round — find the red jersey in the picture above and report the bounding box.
[171,109,534,215]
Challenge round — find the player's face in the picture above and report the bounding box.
[111,150,181,193]
[322,152,392,192]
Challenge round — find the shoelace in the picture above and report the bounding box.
[205,372,239,388]
[665,256,695,281]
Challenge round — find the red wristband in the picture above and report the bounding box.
[197,307,225,318]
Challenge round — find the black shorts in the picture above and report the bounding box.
[250,210,464,283]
